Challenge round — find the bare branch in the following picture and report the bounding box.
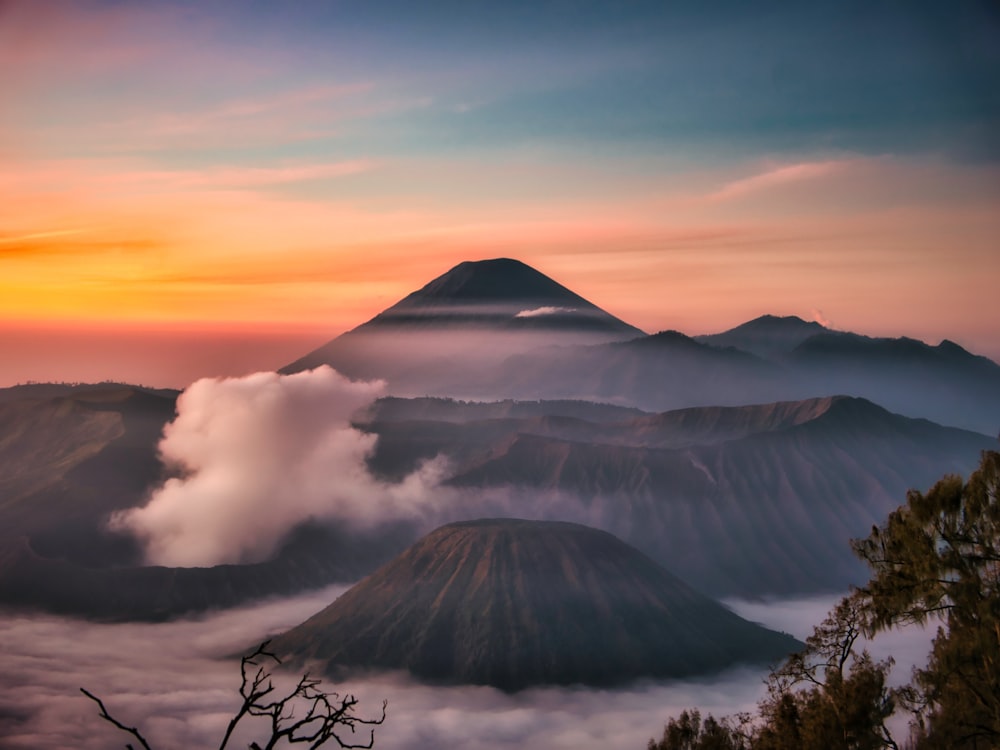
[80,688,154,750]
[84,640,386,750]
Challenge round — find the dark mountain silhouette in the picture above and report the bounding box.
[695,314,827,359]
[781,332,1000,432]
[488,327,1000,433]
[352,257,642,334]
[493,329,783,410]
[359,396,994,595]
[272,519,800,691]
[277,258,1000,431]
[280,258,643,393]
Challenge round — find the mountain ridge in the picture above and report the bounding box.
[278,258,999,432]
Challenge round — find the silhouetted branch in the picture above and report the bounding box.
[80,687,153,750]
[83,640,386,750]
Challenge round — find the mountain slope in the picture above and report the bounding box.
[0,385,410,620]
[272,519,800,690]
[355,257,643,334]
[360,396,994,595]
[280,258,643,395]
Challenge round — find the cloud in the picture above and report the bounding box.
[705,161,849,203]
[133,83,373,137]
[0,591,932,750]
[98,160,377,191]
[515,306,578,318]
[112,367,448,567]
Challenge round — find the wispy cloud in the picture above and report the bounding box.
[704,161,849,203]
[97,160,377,191]
[0,229,91,245]
[515,306,577,318]
[138,83,372,135]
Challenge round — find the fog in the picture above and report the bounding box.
[0,590,933,750]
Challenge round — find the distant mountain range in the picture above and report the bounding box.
[0,258,996,620]
[286,259,1000,434]
[359,395,993,596]
[271,519,801,690]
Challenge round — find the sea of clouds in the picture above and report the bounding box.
[0,589,933,750]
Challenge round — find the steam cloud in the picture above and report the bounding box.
[113,367,448,567]
[810,308,832,328]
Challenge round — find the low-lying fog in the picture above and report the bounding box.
[0,588,933,749]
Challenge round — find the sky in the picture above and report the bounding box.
[2,0,999,387]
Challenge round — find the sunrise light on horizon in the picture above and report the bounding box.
[2,0,998,387]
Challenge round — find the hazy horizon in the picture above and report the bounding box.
[2,1,999,387]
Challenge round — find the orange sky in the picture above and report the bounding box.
[2,1,998,387]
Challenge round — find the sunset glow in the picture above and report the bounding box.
[2,0,998,387]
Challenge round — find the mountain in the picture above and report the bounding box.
[783,332,1000,433]
[359,396,994,595]
[0,384,178,567]
[0,383,991,618]
[279,258,1000,431]
[280,258,644,396]
[492,329,783,410]
[695,314,827,359]
[290,258,643,339]
[0,385,410,620]
[488,326,1000,433]
[271,519,800,691]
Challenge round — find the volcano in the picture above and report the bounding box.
[271,519,800,691]
[280,259,643,393]
[289,258,642,341]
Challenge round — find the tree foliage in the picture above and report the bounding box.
[82,640,386,750]
[754,594,898,750]
[853,450,1000,748]
[647,709,748,750]
[648,450,1000,750]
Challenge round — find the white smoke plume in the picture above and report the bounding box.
[112,366,448,568]
[810,308,832,328]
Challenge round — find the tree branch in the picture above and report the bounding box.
[80,688,154,750]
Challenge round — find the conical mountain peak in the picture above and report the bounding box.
[271,518,800,691]
[398,258,589,305]
[280,259,643,386]
[359,257,642,334]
